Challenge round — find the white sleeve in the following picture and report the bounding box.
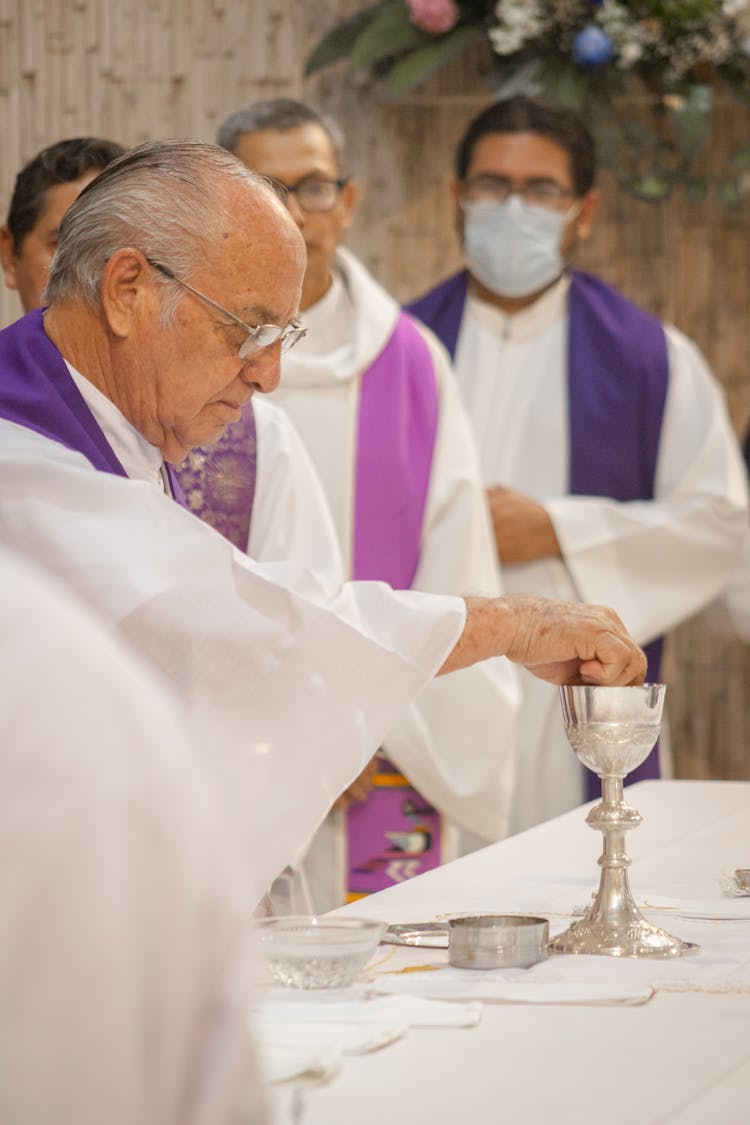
[546,325,749,644]
[249,395,344,582]
[381,325,521,842]
[0,551,265,1125]
[0,420,465,897]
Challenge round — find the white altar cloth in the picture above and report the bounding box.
[279,781,750,1125]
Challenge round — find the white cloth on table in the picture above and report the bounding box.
[252,992,480,1084]
[454,274,749,833]
[0,545,266,1125]
[270,246,520,910]
[0,418,465,905]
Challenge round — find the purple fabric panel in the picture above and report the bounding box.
[405,271,468,361]
[353,312,439,589]
[569,274,669,791]
[346,758,442,898]
[567,272,669,502]
[172,403,257,548]
[0,309,127,476]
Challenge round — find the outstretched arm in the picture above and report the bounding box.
[439,595,646,687]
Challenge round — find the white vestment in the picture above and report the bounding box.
[270,247,520,910]
[247,395,344,576]
[454,274,749,832]
[0,418,465,902]
[0,546,266,1125]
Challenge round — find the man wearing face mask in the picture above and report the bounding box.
[408,95,748,832]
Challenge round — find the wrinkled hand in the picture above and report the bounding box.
[502,595,646,686]
[332,754,380,813]
[486,485,561,564]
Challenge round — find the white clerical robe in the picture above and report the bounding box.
[0,545,266,1125]
[270,247,520,910]
[248,395,344,576]
[454,274,749,832]
[0,418,465,902]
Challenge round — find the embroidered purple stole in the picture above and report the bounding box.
[346,311,441,895]
[346,758,442,902]
[407,271,669,796]
[0,308,187,501]
[173,404,257,552]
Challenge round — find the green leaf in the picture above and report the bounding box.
[536,61,591,114]
[716,174,750,207]
[729,143,750,169]
[669,84,712,166]
[305,3,385,76]
[349,1,426,70]
[624,171,675,201]
[385,25,485,95]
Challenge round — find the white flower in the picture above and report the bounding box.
[490,0,548,56]
[618,40,644,67]
[489,26,528,55]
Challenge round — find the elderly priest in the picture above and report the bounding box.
[0,140,646,904]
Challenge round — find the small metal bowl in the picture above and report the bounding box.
[448,914,549,970]
[255,915,386,989]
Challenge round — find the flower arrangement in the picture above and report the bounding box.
[306,1,750,202]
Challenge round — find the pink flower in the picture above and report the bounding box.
[407,0,460,36]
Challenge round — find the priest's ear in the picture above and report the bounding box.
[337,176,358,235]
[574,189,599,242]
[100,248,159,338]
[0,225,19,292]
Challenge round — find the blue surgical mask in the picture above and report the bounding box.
[463,195,578,299]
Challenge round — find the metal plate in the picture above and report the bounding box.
[383,922,449,949]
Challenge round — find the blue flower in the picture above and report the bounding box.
[572,26,613,68]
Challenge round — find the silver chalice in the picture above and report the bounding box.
[549,684,698,959]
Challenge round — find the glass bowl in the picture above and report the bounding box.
[255,915,387,989]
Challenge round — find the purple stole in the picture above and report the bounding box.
[346,311,442,894]
[0,308,185,498]
[407,271,669,797]
[173,405,257,552]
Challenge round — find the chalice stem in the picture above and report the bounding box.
[592,775,639,927]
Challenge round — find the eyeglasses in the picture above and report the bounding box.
[274,174,349,214]
[147,259,306,358]
[460,174,576,211]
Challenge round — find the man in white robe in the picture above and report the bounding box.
[218,99,520,910]
[408,95,748,832]
[0,544,267,1125]
[1,136,342,580]
[0,138,647,900]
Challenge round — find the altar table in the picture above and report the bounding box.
[286,780,750,1125]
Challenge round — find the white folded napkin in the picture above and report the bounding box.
[253,990,481,1028]
[257,1038,342,1085]
[251,991,481,1085]
[641,895,750,920]
[364,946,654,1005]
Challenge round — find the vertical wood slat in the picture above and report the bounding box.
[0,0,747,783]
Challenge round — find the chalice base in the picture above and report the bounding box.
[549,906,699,959]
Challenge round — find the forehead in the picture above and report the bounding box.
[465,132,574,187]
[30,172,100,237]
[208,184,305,316]
[233,123,338,182]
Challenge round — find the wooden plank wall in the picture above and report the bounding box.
[0,0,748,780]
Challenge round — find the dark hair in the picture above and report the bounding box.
[217,98,345,169]
[5,137,126,252]
[455,95,596,197]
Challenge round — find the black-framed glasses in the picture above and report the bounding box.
[147,259,306,358]
[460,174,576,211]
[274,174,349,213]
